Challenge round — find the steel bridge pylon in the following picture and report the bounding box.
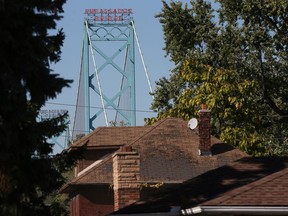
[73,10,149,139]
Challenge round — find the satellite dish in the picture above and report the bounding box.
[188,118,198,130]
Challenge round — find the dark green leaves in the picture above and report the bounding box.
[150,0,288,156]
[0,0,81,215]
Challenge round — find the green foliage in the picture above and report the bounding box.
[49,195,69,216]
[46,169,75,216]
[149,0,288,156]
[0,0,82,215]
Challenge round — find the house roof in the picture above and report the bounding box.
[61,118,246,193]
[70,125,149,149]
[112,156,288,214]
[201,164,288,206]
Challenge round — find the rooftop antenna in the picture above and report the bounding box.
[188,118,198,130]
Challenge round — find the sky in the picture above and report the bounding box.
[46,0,192,151]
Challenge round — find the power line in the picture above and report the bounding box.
[46,101,156,113]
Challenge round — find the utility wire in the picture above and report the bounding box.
[46,101,156,113]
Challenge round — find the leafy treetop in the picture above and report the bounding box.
[148,0,288,156]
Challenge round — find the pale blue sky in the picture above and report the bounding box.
[47,0,196,129]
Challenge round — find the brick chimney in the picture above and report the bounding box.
[198,104,212,156]
[112,146,140,211]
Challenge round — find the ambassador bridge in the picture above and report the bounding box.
[44,9,154,150]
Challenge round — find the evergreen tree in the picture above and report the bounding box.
[149,0,288,156]
[0,0,82,215]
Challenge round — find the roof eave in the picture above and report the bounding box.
[59,182,111,194]
[181,206,288,215]
[111,212,177,216]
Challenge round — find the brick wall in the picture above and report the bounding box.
[76,148,118,174]
[69,186,114,216]
[69,196,79,216]
[113,147,140,211]
[198,108,212,156]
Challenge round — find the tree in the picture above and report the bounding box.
[0,0,82,215]
[149,0,288,156]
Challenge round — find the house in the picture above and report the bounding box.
[111,156,288,216]
[60,108,247,216]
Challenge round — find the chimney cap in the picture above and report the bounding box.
[121,146,132,152]
[201,104,207,110]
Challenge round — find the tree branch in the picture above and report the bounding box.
[265,96,288,116]
[263,15,288,42]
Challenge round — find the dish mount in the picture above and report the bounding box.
[188,118,198,130]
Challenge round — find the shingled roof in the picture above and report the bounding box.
[61,118,246,193]
[200,165,288,206]
[112,156,288,215]
[70,125,149,149]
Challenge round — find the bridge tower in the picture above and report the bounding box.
[73,9,148,139]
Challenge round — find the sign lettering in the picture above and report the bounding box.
[85,8,133,23]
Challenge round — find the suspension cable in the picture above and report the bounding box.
[131,19,154,99]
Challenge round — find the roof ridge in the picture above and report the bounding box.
[69,127,104,148]
[70,125,147,148]
[125,118,171,146]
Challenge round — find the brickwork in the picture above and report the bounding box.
[62,117,247,216]
[69,186,114,216]
[198,109,212,156]
[78,194,113,216]
[69,196,80,216]
[113,149,140,211]
[76,149,117,174]
[69,197,76,216]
